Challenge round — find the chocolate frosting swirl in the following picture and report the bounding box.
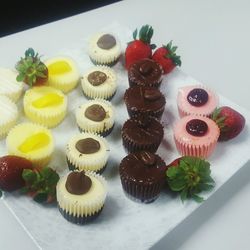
[85,104,106,122]
[97,34,116,50]
[75,138,100,154]
[65,171,92,195]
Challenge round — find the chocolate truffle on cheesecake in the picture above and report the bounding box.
[75,99,115,136]
[124,86,166,120]
[57,171,107,224]
[119,151,166,203]
[128,58,163,88]
[66,133,109,173]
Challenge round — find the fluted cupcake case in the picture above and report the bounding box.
[173,115,220,158]
[75,99,115,136]
[88,33,121,66]
[56,171,107,224]
[23,86,67,128]
[0,95,18,139]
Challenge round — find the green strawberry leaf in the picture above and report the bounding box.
[133,28,138,40]
[0,190,2,198]
[192,194,204,203]
[22,169,37,183]
[33,192,48,203]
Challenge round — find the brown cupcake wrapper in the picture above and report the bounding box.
[58,206,103,224]
[66,157,107,174]
[126,105,165,121]
[120,174,163,203]
[128,78,161,88]
[78,124,114,137]
[121,131,161,153]
[174,136,217,159]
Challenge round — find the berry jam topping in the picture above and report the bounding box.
[186,119,208,136]
[187,88,209,107]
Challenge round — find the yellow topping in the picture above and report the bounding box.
[48,61,72,75]
[32,93,63,108]
[18,132,50,153]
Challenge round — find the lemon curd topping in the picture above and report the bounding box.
[48,61,72,75]
[18,132,50,153]
[32,93,64,108]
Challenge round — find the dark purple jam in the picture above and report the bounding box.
[187,88,208,107]
[186,119,208,136]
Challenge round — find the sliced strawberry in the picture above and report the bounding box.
[152,41,181,74]
[0,155,33,192]
[125,25,156,69]
[211,106,245,141]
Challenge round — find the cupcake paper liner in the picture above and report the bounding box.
[0,96,18,139]
[76,99,115,136]
[56,171,107,221]
[66,133,109,172]
[81,66,117,100]
[120,174,163,203]
[6,122,54,167]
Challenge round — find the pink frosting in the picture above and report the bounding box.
[173,115,220,158]
[177,85,218,117]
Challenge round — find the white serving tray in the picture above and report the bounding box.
[0,24,250,250]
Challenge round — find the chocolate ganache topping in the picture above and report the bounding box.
[128,59,163,87]
[119,151,166,183]
[66,171,92,195]
[85,104,106,122]
[186,119,208,136]
[187,88,209,107]
[88,71,107,86]
[124,86,165,111]
[75,138,100,154]
[97,34,116,50]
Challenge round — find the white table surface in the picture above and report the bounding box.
[0,0,250,249]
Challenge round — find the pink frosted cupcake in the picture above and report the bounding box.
[173,115,219,158]
[177,85,218,117]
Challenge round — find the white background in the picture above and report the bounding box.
[0,0,250,249]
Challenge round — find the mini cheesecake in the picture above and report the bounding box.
[0,67,24,102]
[23,86,67,128]
[0,95,18,139]
[75,99,114,136]
[81,66,117,100]
[45,56,80,93]
[173,115,220,158]
[88,33,121,66]
[57,171,107,224]
[177,85,218,117]
[66,133,109,173]
[6,122,54,167]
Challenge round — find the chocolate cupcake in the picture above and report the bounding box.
[121,117,164,153]
[128,58,163,88]
[57,171,107,224]
[75,99,115,136]
[66,133,109,173]
[124,86,166,120]
[119,151,166,203]
[88,33,121,66]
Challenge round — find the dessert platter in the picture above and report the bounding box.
[0,23,249,250]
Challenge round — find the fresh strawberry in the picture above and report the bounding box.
[211,106,245,141]
[15,48,48,87]
[152,41,181,74]
[125,25,156,69]
[0,155,33,192]
[167,157,182,168]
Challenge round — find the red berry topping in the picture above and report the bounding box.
[187,88,208,107]
[186,119,208,136]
